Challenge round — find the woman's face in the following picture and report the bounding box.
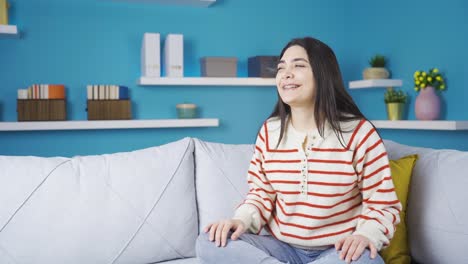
[275,45,316,109]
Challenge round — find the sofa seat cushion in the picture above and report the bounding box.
[384,140,468,264]
[0,137,197,264]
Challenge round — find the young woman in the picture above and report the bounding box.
[196,37,401,264]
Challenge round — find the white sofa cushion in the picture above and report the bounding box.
[0,155,69,236]
[193,139,254,233]
[0,137,197,264]
[384,140,468,264]
[159,257,199,263]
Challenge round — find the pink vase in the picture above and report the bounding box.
[415,86,441,120]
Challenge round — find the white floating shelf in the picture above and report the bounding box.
[371,120,468,130]
[0,119,219,131]
[349,79,402,89]
[0,25,18,37]
[138,77,276,86]
[111,0,215,7]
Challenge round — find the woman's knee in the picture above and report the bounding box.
[196,233,213,258]
[196,232,226,262]
[354,249,384,264]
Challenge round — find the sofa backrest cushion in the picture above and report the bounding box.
[193,139,254,233]
[0,155,69,238]
[384,140,468,264]
[0,137,197,264]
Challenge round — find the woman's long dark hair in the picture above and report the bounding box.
[270,37,364,148]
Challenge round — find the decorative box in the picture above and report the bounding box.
[141,33,161,77]
[164,34,184,77]
[87,100,132,120]
[200,57,237,77]
[248,56,279,77]
[17,99,66,121]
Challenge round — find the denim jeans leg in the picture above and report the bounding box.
[196,232,302,264]
[310,247,385,264]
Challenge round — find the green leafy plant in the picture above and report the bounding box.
[413,68,446,92]
[369,54,386,68]
[384,89,407,104]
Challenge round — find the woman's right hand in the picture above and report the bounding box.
[203,219,246,247]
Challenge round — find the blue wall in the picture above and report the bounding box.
[343,0,468,150]
[0,0,467,156]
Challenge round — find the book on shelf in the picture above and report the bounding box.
[48,84,65,99]
[18,84,66,100]
[86,85,129,100]
[17,89,27,99]
[119,86,129,100]
[99,85,105,100]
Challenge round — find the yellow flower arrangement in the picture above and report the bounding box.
[413,68,446,92]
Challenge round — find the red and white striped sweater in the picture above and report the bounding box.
[234,117,401,250]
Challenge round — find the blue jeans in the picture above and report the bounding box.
[196,232,384,264]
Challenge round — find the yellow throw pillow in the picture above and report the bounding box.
[380,154,418,264]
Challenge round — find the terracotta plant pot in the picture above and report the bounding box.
[415,86,440,120]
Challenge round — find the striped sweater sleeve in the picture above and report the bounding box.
[352,122,402,250]
[233,126,276,234]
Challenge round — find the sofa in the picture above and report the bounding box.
[0,137,467,264]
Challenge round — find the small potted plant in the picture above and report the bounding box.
[363,54,390,80]
[384,88,407,120]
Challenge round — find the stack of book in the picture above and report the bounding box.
[86,85,132,120]
[17,84,66,121]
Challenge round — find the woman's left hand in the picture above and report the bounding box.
[334,234,377,263]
